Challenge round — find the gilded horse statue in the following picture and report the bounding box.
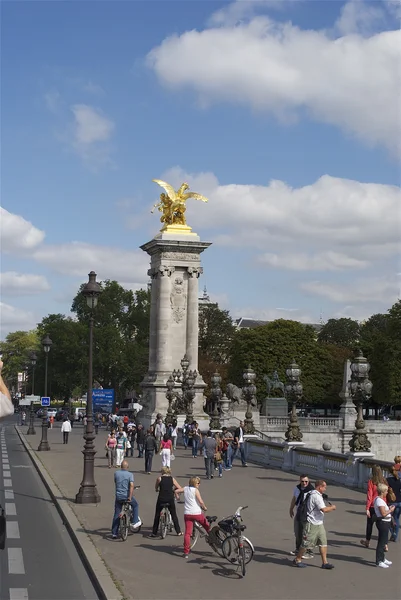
[151,179,208,227]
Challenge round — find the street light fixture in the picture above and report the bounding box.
[242,365,257,434]
[209,371,222,430]
[284,360,303,443]
[27,351,37,435]
[38,335,52,451]
[165,375,176,424]
[171,355,197,423]
[76,271,102,504]
[348,349,373,453]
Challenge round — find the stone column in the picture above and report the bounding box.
[156,266,174,373]
[147,268,158,372]
[186,267,203,369]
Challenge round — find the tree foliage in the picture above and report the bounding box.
[0,330,40,391]
[318,317,360,349]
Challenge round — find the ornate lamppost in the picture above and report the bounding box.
[284,360,303,443]
[209,371,222,430]
[38,335,52,451]
[242,365,257,434]
[165,375,176,424]
[348,349,373,453]
[76,271,102,504]
[172,354,197,423]
[27,351,37,435]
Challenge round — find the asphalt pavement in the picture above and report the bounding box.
[0,417,99,600]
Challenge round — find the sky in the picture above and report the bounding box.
[1,0,400,338]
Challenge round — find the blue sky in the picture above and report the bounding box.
[1,0,400,337]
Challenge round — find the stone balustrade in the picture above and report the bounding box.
[244,437,394,491]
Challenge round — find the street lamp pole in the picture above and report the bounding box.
[348,349,373,453]
[242,366,257,434]
[284,360,303,443]
[209,371,222,430]
[38,335,52,451]
[76,271,102,504]
[27,351,37,435]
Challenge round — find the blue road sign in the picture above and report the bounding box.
[92,389,114,413]
[41,397,50,406]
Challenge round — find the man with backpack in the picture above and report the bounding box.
[293,480,336,569]
[289,475,315,558]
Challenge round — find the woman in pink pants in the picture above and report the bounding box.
[183,476,210,558]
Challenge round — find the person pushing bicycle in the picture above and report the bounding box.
[149,467,183,538]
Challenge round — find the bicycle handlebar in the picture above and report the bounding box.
[234,505,248,517]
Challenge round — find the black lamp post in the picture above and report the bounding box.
[27,351,37,435]
[38,335,52,451]
[76,271,102,504]
[284,360,303,443]
[348,349,373,453]
[172,354,197,423]
[165,375,176,424]
[209,371,222,430]
[242,365,257,434]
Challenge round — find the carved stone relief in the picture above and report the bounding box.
[161,252,199,261]
[170,277,187,323]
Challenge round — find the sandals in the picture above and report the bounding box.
[360,540,370,548]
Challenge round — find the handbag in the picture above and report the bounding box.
[170,454,175,461]
[126,441,131,449]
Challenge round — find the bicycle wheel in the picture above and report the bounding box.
[189,523,200,549]
[208,528,228,557]
[239,544,246,577]
[222,536,254,565]
[160,510,168,539]
[119,513,129,541]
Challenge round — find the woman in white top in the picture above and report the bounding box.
[183,476,210,558]
[171,422,178,451]
[373,482,395,568]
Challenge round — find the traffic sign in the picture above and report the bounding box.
[26,395,40,403]
[92,389,114,413]
[41,397,50,407]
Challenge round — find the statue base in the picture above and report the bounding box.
[156,224,199,240]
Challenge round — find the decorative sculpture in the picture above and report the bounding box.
[226,383,245,405]
[151,180,208,229]
[264,371,285,397]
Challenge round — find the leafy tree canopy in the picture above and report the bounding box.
[318,317,360,349]
[0,330,40,389]
[198,304,236,365]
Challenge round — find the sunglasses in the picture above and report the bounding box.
[301,480,309,483]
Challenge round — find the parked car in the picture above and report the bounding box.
[55,409,69,421]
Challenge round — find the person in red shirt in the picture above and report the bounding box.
[360,465,388,549]
[123,414,129,432]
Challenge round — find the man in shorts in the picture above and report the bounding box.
[293,480,336,569]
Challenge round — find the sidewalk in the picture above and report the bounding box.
[16,421,401,600]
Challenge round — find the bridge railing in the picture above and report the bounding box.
[244,437,393,491]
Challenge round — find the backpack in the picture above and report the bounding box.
[298,490,313,523]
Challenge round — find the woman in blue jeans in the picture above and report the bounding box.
[387,466,401,542]
[191,423,201,458]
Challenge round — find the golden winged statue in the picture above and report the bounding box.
[151,179,208,229]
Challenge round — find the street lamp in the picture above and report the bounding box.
[209,371,222,430]
[242,365,257,434]
[172,355,197,423]
[38,335,52,451]
[165,375,176,424]
[348,349,373,453]
[27,351,37,435]
[76,271,102,504]
[284,360,303,443]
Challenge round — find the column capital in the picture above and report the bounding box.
[148,266,175,278]
[187,267,203,278]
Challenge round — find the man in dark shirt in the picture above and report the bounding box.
[201,431,217,479]
[136,424,145,458]
[111,460,141,539]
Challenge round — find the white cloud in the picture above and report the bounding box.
[301,275,401,304]
[32,241,149,284]
[70,104,115,165]
[0,303,38,337]
[0,272,50,296]
[0,207,45,253]
[160,167,401,268]
[147,11,401,153]
[258,251,369,271]
[334,1,387,36]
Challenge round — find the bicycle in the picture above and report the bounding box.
[119,486,141,541]
[220,506,254,577]
[159,503,174,539]
[190,516,228,557]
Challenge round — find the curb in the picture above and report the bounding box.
[15,426,124,600]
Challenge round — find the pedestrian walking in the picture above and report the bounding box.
[106,431,117,468]
[374,483,395,568]
[116,431,127,468]
[201,431,216,479]
[222,428,233,470]
[145,429,158,474]
[289,475,315,558]
[154,417,166,452]
[49,415,54,429]
[360,465,388,549]
[232,421,247,466]
[214,433,224,477]
[171,420,178,450]
[136,424,145,458]
[386,466,401,542]
[160,434,173,468]
[293,480,336,569]
[21,411,26,426]
[61,418,72,444]
[191,422,201,458]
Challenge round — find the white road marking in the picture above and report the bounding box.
[10,589,28,600]
[4,470,11,478]
[8,548,25,574]
[4,479,13,487]
[5,503,17,516]
[5,490,14,499]
[11,466,32,469]
[7,521,20,539]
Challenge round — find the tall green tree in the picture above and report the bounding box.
[229,319,335,405]
[318,318,360,349]
[0,330,40,392]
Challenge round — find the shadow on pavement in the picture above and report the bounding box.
[329,497,363,505]
[330,531,365,539]
[255,476,295,483]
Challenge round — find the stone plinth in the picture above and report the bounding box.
[140,231,211,427]
[260,397,288,416]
